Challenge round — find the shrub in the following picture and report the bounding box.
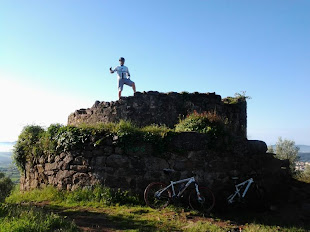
[0,172,14,202]
[175,111,228,139]
[223,91,251,104]
[13,125,45,172]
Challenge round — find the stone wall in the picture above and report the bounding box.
[68,91,247,138]
[20,133,290,204]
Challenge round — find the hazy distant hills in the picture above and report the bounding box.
[297,145,310,153]
[0,142,15,152]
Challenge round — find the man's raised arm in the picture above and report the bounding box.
[110,67,114,73]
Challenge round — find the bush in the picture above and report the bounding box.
[175,111,228,139]
[0,173,14,202]
[297,165,310,183]
[13,125,45,172]
[223,91,251,104]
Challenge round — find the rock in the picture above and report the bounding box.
[115,147,123,155]
[92,100,100,108]
[60,152,67,159]
[73,173,91,185]
[36,164,44,173]
[67,92,247,138]
[103,146,114,155]
[70,165,88,172]
[47,155,55,163]
[56,170,76,180]
[45,162,58,171]
[106,154,129,168]
[63,154,74,164]
[54,155,61,162]
[39,156,46,164]
[169,132,209,151]
[247,140,267,154]
[72,156,89,165]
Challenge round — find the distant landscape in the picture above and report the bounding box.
[0,142,19,183]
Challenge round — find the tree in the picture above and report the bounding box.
[274,137,300,172]
[267,145,274,153]
[302,165,310,182]
[0,172,14,202]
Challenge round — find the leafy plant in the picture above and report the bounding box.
[175,111,228,139]
[13,125,45,172]
[223,91,251,104]
[0,173,14,202]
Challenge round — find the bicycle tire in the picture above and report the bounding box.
[144,182,171,209]
[188,186,215,212]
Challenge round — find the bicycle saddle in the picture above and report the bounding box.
[163,169,175,175]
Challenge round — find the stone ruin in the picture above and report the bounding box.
[20,91,297,208]
[68,91,247,138]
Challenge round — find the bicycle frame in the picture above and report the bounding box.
[155,177,201,200]
[227,178,254,204]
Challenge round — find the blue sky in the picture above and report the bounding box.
[0,0,309,145]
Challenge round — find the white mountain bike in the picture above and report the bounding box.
[226,176,265,206]
[144,169,215,212]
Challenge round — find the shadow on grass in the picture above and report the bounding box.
[211,179,310,231]
[34,203,178,232]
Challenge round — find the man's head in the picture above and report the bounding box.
[119,57,125,65]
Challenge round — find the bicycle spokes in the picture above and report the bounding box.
[189,186,215,212]
[144,182,171,209]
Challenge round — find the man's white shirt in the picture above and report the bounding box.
[112,65,130,79]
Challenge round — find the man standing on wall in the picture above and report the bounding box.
[110,57,136,100]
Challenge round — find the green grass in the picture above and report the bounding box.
[6,184,140,207]
[5,186,310,232]
[0,203,78,232]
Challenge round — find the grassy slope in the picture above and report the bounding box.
[3,186,309,232]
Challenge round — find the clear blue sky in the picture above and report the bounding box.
[0,0,309,145]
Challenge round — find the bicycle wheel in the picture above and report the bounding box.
[189,186,215,212]
[144,182,171,209]
[245,183,266,210]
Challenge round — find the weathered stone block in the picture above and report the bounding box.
[70,165,88,172]
[247,140,267,154]
[103,146,114,155]
[73,173,91,185]
[72,156,89,165]
[36,164,44,174]
[63,154,74,164]
[45,162,58,171]
[56,170,76,180]
[60,152,67,159]
[106,154,129,168]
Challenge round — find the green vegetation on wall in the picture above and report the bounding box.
[175,111,228,138]
[13,111,231,173]
[223,91,251,104]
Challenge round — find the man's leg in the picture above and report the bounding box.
[118,90,122,100]
[132,82,136,93]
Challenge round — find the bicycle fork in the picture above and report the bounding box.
[195,183,204,204]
